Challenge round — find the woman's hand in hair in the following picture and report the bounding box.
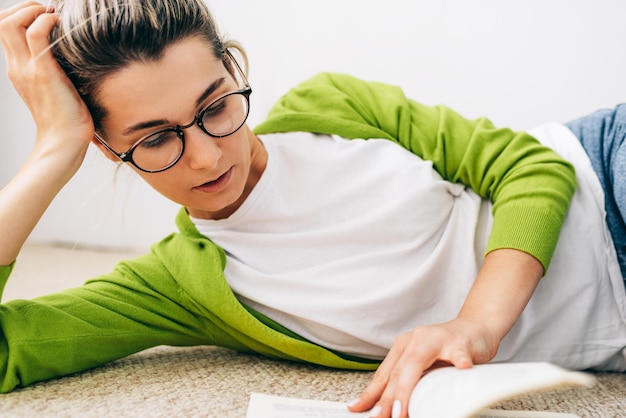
[0,2,96,266]
[0,1,94,176]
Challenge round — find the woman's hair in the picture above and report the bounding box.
[49,0,247,129]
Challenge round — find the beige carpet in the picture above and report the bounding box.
[1,244,625,417]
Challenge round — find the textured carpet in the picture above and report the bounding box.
[1,245,625,417]
[0,345,624,417]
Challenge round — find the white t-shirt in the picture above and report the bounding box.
[192,127,626,371]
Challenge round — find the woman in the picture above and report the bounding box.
[0,1,624,418]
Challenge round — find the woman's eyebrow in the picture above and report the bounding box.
[122,77,227,136]
[195,77,226,107]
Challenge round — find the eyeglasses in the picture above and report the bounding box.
[94,51,252,173]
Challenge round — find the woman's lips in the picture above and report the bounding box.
[194,168,233,193]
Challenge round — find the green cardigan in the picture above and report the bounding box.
[0,73,576,392]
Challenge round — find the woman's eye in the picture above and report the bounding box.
[203,97,227,117]
[140,130,178,148]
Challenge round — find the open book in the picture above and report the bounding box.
[245,362,595,418]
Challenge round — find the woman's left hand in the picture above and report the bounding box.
[348,317,499,418]
[348,248,544,418]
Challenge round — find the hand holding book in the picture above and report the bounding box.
[246,362,594,418]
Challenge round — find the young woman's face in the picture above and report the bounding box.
[95,37,266,220]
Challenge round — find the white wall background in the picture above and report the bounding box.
[1,0,625,251]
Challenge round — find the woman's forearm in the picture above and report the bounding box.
[0,6,94,266]
[458,248,544,343]
[0,141,86,266]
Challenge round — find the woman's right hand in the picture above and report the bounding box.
[0,2,95,266]
[0,1,94,175]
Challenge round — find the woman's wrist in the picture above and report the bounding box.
[27,132,91,181]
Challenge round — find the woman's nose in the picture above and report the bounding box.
[183,126,222,169]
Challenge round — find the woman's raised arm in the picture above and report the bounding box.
[0,2,94,266]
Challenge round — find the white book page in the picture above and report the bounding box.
[245,393,581,418]
[246,363,593,418]
[476,410,580,418]
[408,362,594,418]
[246,392,367,418]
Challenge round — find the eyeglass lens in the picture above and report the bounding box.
[131,91,249,172]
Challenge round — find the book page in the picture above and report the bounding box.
[245,392,368,418]
[246,363,594,418]
[408,362,594,418]
[477,410,579,418]
[246,393,580,418]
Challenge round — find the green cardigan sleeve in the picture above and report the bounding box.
[254,72,577,271]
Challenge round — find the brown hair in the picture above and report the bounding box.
[49,0,247,129]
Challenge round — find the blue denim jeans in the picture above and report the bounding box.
[566,104,626,280]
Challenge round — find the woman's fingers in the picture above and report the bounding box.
[0,3,49,64]
[0,1,42,21]
[373,335,442,418]
[0,3,65,114]
[0,2,65,92]
[25,9,59,58]
[348,336,405,413]
[348,333,436,418]
[348,321,491,418]
[0,1,93,156]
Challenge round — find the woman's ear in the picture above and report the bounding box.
[91,135,120,163]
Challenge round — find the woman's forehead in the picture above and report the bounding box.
[96,38,229,134]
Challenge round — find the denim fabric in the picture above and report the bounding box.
[566,105,626,280]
